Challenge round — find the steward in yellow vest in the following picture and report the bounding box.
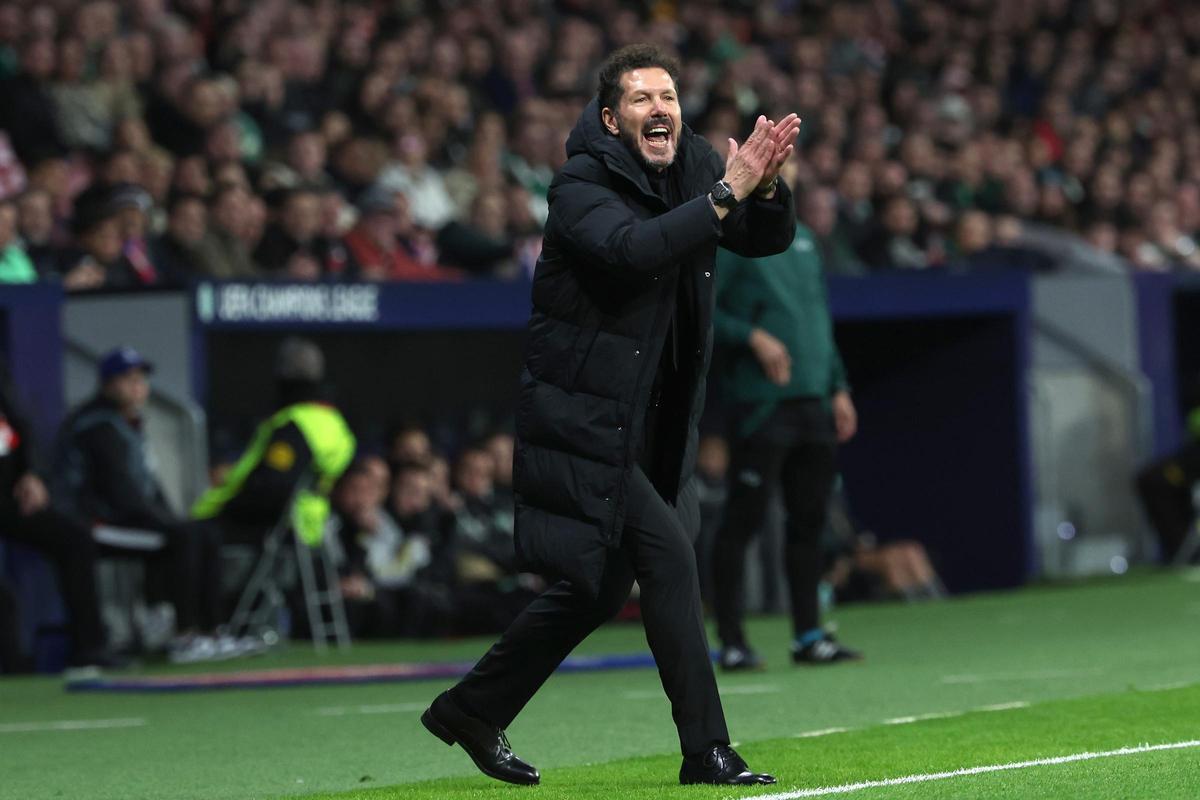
[193,338,355,546]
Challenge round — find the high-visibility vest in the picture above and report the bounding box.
[192,402,356,545]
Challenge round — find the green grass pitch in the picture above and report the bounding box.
[1,570,1198,800]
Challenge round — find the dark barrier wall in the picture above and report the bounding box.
[205,330,526,456]
[195,275,1035,592]
[0,284,64,449]
[0,284,66,668]
[1134,273,1200,458]
[829,274,1034,592]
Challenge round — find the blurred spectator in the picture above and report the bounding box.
[0,197,35,283]
[482,431,515,503]
[333,458,455,638]
[108,182,170,287]
[390,423,434,467]
[343,185,460,281]
[802,185,864,277]
[59,191,124,290]
[0,36,64,163]
[823,488,945,603]
[448,444,539,635]
[194,184,262,279]
[148,192,208,283]
[15,188,65,277]
[860,195,930,270]
[50,346,225,661]
[7,0,1200,285]
[378,133,457,231]
[253,185,340,275]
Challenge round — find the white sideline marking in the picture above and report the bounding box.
[976,701,1030,712]
[1142,681,1194,693]
[0,717,146,733]
[884,711,961,725]
[941,668,1101,684]
[793,728,849,739]
[623,684,779,700]
[315,703,426,716]
[742,739,1200,800]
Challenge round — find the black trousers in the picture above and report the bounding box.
[0,503,106,657]
[162,519,225,634]
[450,466,729,757]
[713,400,838,648]
[1135,440,1200,560]
[0,581,22,672]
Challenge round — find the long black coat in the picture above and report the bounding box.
[513,98,796,596]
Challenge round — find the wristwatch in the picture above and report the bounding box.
[709,180,738,210]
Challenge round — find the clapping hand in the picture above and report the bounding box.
[723,114,802,201]
[755,113,802,194]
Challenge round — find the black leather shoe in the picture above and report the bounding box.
[679,745,777,785]
[421,691,540,786]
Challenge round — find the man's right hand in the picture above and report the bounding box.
[749,328,791,386]
[723,116,778,201]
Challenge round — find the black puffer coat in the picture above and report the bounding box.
[513,98,796,596]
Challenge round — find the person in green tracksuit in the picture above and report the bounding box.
[711,187,863,670]
[193,337,356,552]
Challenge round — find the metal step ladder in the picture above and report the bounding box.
[228,477,351,652]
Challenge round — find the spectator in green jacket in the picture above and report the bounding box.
[711,171,863,671]
[0,198,36,283]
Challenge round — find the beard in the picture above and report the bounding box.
[617,114,677,171]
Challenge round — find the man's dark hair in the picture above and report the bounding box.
[596,44,681,113]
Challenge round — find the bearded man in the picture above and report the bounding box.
[422,43,800,786]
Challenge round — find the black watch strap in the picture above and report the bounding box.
[710,180,738,210]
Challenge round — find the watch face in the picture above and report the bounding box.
[712,181,735,207]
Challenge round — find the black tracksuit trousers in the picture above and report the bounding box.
[713,399,839,648]
[449,466,729,757]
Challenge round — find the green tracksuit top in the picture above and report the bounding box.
[192,402,356,545]
[714,223,848,439]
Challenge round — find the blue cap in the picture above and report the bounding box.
[98,346,154,382]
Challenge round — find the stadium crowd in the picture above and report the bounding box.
[1,0,1200,289]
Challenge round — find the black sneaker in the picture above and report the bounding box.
[791,634,862,665]
[719,644,766,672]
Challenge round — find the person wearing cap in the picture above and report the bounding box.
[51,346,225,661]
[192,337,355,560]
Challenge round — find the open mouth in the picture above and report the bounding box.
[643,121,673,150]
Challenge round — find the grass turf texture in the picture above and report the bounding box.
[1,570,1197,800]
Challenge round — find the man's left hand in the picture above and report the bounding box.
[832,390,857,443]
[14,473,49,516]
[756,113,802,195]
